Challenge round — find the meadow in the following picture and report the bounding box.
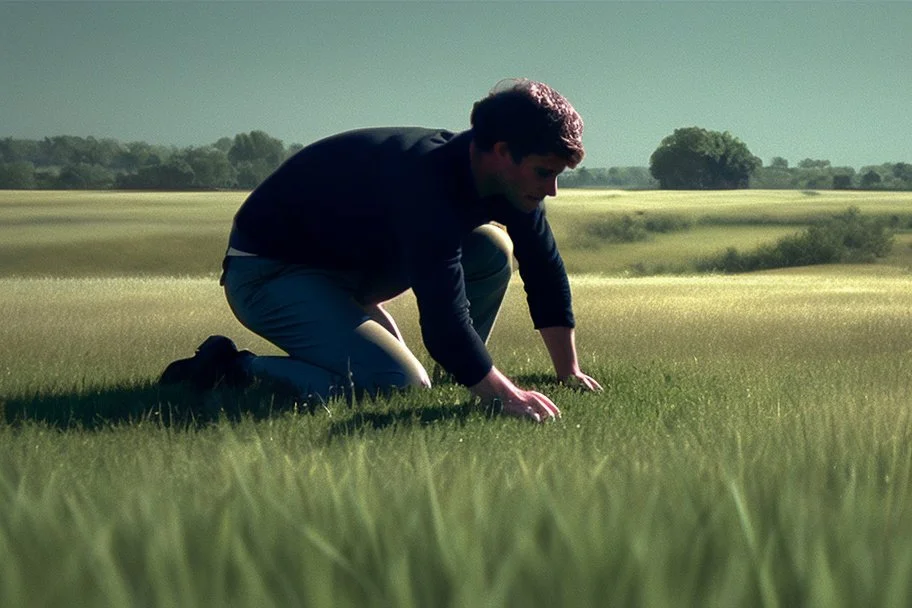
[1,189,912,607]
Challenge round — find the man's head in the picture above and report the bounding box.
[471,78,584,167]
[470,79,584,212]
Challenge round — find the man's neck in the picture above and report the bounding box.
[468,140,499,198]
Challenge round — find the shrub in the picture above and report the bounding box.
[697,207,893,273]
[585,213,692,243]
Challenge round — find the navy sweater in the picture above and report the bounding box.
[229,127,574,386]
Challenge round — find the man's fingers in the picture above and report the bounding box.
[583,375,603,391]
[499,391,559,423]
[528,391,561,419]
[562,373,603,392]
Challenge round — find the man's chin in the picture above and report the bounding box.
[510,197,543,213]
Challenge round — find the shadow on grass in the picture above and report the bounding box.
[323,373,573,438]
[325,399,497,440]
[1,380,501,436]
[1,373,558,434]
[0,381,309,431]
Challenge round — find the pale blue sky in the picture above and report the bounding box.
[1,1,910,168]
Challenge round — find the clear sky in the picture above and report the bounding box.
[2,1,910,168]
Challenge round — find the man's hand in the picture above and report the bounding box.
[497,389,561,423]
[560,370,603,392]
[470,367,560,423]
[539,326,602,392]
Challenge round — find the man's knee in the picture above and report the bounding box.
[350,320,430,396]
[463,224,514,280]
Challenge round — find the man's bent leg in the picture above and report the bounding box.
[461,224,513,343]
[223,256,428,400]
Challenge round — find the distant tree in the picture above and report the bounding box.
[155,159,197,189]
[558,166,658,189]
[893,162,912,186]
[228,131,285,167]
[34,170,57,189]
[769,157,789,169]
[40,136,83,166]
[56,163,114,189]
[115,141,161,173]
[0,161,36,189]
[751,160,796,188]
[832,174,852,190]
[285,143,304,160]
[803,172,830,190]
[574,167,594,187]
[0,138,40,164]
[179,146,236,189]
[606,166,658,189]
[860,170,882,189]
[117,159,194,189]
[213,137,234,153]
[797,158,831,169]
[82,137,125,167]
[0,138,20,163]
[234,159,275,189]
[227,131,285,188]
[649,127,761,189]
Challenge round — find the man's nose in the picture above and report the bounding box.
[545,177,557,197]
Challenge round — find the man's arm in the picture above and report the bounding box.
[539,326,603,391]
[497,206,601,396]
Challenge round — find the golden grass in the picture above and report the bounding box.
[558,225,803,275]
[551,188,912,219]
[3,189,912,278]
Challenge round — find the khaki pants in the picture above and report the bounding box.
[221,224,513,400]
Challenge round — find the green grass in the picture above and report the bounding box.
[547,189,912,275]
[0,191,241,277]
[2,190,912,606]
[3,188,912,278]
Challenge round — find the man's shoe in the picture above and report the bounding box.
[159,335,246,391]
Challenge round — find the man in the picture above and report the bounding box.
[162,78,601,422]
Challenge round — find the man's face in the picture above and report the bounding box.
[498,152,569,213]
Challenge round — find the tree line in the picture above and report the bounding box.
[0,131,302,190]
[1,128,909,191]
[562,126,911,191]
[559,158,912,191]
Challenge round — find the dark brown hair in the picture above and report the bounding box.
[470,78,584,167]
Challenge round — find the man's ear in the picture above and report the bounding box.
[491,141,514,165]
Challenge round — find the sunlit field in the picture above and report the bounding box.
[547,189,912,274]
[2,189,912,607]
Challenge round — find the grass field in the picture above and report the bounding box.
[2,189,912,607]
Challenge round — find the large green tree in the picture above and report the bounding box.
[179,146,236,189]
[228,131,286,188]
[649,127,761,189]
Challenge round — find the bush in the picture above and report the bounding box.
[585,213,692,243]
[697,207,893,273]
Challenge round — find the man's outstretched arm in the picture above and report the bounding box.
[539,326,603,391]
